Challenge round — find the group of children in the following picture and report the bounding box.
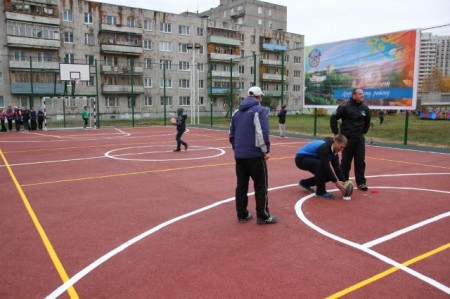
[0,106,45,132]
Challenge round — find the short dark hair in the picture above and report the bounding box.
[334,134,347,144]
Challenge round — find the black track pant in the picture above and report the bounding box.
[341,136,366,185]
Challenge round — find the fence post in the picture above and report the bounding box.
[403,110,409,145]
[313,108,318,136]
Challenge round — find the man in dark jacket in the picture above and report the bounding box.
[277,104,287,138]
[229,86,277,225]
[330,88,371,191]
[173,107,188,152]
[295,135,347,199]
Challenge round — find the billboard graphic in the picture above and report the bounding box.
[304,29,419,109]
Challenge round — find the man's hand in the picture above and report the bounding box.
[335,181,346,193]
[264,153,270,160]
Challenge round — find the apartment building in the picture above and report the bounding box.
[0,0,305,118]
[419,32,450,90]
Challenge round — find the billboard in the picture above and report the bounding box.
[304,29,419,109]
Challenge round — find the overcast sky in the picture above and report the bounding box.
[96,0,450,45]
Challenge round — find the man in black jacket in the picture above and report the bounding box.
[330,88,371,191]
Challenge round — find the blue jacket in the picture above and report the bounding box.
[295,137,345,183]
[229,96,270,159]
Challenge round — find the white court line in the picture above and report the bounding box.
[46,174,450,298]
[295,186,450,295]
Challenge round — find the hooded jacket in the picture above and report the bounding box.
[175,107,187,131]
[330,98,371,139]
[229,96,270,159]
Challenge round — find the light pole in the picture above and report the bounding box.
[187,43,201,125]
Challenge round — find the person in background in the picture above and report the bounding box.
[295,135,347,199]
[82,106,89,129]
[6,106,14,131]
[13,106,22,132]
[172,107,188,152]
[379,109,385,125]
[330,88,371,191]
[0,108,6,132]
[229,86,277,225]
[37,109,45,130]
[30,107,37,131]
[277,104,287,138]
[22,106,30,131]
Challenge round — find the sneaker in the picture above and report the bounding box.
[173,149,181,152]
[299,180,314,193]
[184,143,188,151]
[257,215,278,225]
[316,192,335,199]
[238,212,252,223]
[358,183,368,191]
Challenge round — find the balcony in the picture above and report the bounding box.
[209,53,240,61]
[260,59,282,66]
[11,82,63,94]
[6,12,60,25]
[101,44,143,55]
[208,88,242,95]
[102,84,144,94]
[101,65,143,74]
[263,90,290,97]
[9,60,60,70]
[261,73,287,81]
[261,43,287,52]
[7,36,60,49]
[100,23,142,35]
[211,71,240,78]
[207,36,240,47]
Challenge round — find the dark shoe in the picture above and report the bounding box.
[238,212,252,223]
[173,149,181,152]
[299,180,314,193]
[316,192,335,199]
[184,143,188,151]
[257,215,278,225]
[358,183,368,191]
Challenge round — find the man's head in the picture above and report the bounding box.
[248,86,264,102]
[333,134,348,153]
[352,88,364,103]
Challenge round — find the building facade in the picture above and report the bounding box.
[419,32,450,90]
[0,0,305,120]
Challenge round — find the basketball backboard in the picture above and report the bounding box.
[59,64,90,81]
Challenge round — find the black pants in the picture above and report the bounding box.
[38,120,43,130]
[235,157,270,220]
[175,129,187,150]
[295,156,333,195]
[30,120,37,131]
[341,136,366,185]
[0,120,6,132]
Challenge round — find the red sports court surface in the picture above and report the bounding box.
[0,127,449,298]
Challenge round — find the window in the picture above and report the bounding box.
[13,50,26,61]
[251,35,256,44]
[127,18,135,27]
[160,78,172,88]
[144,19,152,31]
[84,13,93,24]
[160,96,173,106]
[159,22,172,33]
[197,27,204,36]
[293,70,301,78]
[179,61,190,71]
[294,56,302,63]
[143,40,152,50]
[144,96,152,106]
[144,58,152,69]
[86,55,95,65]
[178,96,190,106]
[104,15,117,25]
[144,77,152,88]
[38,52,53,62]
[293,85,301,91]
[0,96,4,107]
[258,19,262,25]
[160,60,172,70]
[128,96,136,107]
[179,25,190,35]
[258,7,263,14]
[105,56,118,66]
[85,33,94,45]
[179,43,189,53]
[239,65,245,74]
[64,53,74,64]
[179,79,190,88]
[63,10,73,21]
[197,63,204,72]
[199,80,204,89]
[65,97,76,107]
[241,50,245,58]
[86,75,95,87]
[64,32,74,43]
[199,96,204,105]
[159,41,172,52]
[105,97,118,107]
